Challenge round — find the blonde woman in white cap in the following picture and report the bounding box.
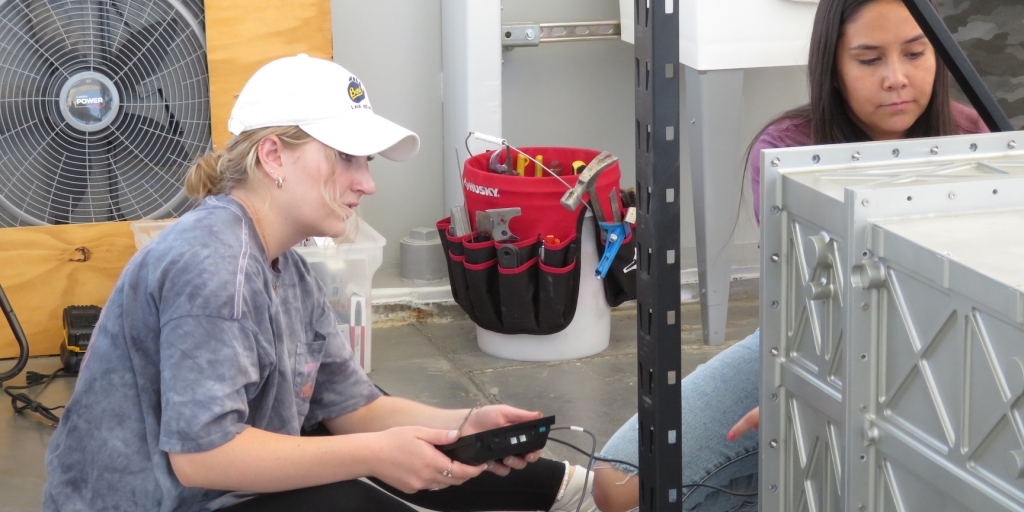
[42,55,594,512]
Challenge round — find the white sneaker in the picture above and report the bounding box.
[550,463,598,512]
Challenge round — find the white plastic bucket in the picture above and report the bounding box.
[475,216,611,361]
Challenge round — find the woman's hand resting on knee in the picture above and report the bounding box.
[727,406,759,442]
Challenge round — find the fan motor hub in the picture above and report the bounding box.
[58,71,121,133]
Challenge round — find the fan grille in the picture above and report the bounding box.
[0,0,210,226]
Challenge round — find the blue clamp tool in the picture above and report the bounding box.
[595,189,629,279]
[595,221,630,279]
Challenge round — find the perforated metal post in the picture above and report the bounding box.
[634,0,682,510]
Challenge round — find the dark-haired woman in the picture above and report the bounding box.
[591,1,987,510]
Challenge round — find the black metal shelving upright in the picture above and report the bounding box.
[634,0,682,510]
[902,0,1013,132]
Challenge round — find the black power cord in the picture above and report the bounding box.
[4,368,75,423]
[547,430,759,500]
[1,281,71,424]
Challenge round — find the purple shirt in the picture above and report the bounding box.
[749,102,990,225]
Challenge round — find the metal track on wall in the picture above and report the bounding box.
[634,0,682,510]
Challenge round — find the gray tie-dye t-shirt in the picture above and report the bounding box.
[43,195,382,512]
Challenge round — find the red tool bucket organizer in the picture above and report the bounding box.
[437,147,637,335]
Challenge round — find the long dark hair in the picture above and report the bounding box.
[751,0,956,150]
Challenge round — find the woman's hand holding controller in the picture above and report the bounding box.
[459,404,544,476]
[368,426,487,493]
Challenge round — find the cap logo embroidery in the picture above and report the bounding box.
[348,78,366,103]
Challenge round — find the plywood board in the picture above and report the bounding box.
[0,222,137,359]
[206,0,333,150]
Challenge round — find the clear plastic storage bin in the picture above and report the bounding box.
[294,216,386,373]
[131,219,176,249]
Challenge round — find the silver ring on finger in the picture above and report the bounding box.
[442,460,454,478]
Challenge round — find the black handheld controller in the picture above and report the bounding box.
[438,415,556,465]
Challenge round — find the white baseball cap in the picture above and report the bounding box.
[227,54,420,162]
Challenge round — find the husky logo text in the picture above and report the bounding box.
[464,179,500,197]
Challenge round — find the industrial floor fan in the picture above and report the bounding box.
[0,0,211,227]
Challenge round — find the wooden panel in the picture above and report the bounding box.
[206,0,334,150]
[0,1,334,359]
[0,222,137,358]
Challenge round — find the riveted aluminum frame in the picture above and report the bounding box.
[761,130,1024,512]
[862,209,1024,511]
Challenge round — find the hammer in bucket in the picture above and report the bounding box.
[559,152,618,220]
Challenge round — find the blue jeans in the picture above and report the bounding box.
[597,329,760,511]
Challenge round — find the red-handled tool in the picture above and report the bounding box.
[349,293,367,370]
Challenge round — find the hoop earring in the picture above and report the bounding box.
[276,176,284,189]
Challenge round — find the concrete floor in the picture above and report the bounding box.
[0,299,758,511]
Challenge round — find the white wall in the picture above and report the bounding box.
[331,0,810,276]
[331,1,445,270]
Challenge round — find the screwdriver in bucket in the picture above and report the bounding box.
[470,132,572,189]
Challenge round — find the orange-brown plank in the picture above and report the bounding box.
[206,0,334,150]
[0,222,137,359]
[0,1,333,359]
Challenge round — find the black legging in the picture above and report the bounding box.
[220,457,565,512]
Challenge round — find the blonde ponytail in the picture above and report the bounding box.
[183,126,313,199]
[183,152,224,199]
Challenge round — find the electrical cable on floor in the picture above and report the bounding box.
[547,433,759,499]
[1,280,71,424]
[4,368,74,424]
